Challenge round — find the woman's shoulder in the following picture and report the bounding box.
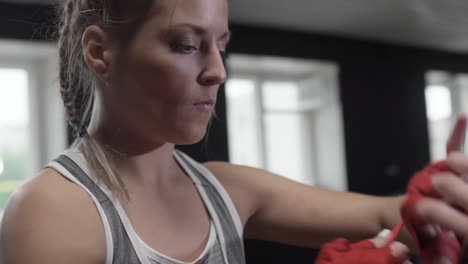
[0,168,106,264]
[202,161,273,191]
[202,161,269,226]
[202,161,279,203]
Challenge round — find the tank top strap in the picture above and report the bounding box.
[173,150,245,264]
[49,154,142,264]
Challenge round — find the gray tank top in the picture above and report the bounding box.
[47,149,245,264]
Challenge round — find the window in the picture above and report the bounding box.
[0,69,29,215]
[425,70,468,161]
[0,40,66,221]
[225,55,347,191]
[225,79,263,168]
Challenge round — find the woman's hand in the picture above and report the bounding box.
[402,160,464,264]
[401,113,468,264]
[315,228,411,264]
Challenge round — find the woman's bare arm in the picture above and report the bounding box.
[0,169,106,264]
[205,162,405,248]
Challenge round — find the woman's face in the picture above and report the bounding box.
[105,0,230,145]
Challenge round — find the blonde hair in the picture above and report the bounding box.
[58,0,154,195]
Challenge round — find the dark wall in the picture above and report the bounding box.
[3,3,468,263]
[0,3,56,41]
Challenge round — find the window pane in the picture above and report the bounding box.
[0,68,29,217]
[264,113,310,184]
[226,79,264,168]
[262,81,299,111]
[425,71,456,161]
[457,74,468,154]
[425,85,452,121]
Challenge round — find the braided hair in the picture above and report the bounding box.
[57,0,153,195]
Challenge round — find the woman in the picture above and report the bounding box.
[1,0,468,263]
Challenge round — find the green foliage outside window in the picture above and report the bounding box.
[0,149,26,209]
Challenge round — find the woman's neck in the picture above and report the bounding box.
[113,143,183,189]
[88,124,184,195]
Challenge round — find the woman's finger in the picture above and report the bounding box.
[369,230,410,262]
[417,197,468,239]
[432,256,453,264]
[388,241,411,262]
[447,152,468,175]
[446,113,467,154]
[432,173,468,210]
[369,229,392,248]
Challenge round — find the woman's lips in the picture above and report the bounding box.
[194,99,215,112]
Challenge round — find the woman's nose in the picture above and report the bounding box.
[198,48,227,86]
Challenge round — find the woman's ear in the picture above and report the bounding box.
[82,25,113,83]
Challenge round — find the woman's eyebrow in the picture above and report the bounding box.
[171,23,205,34]
[170,23,231,40]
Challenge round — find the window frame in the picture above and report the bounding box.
[0,40,66,218]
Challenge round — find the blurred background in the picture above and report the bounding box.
[1,0,468,263]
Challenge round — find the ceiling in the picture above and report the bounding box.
[5,0,468,54]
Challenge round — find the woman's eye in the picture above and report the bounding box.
[219,50,227,61]
[170,43,198,54]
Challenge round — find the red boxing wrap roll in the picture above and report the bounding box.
[315,238,400,264]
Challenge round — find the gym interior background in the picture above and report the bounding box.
[1,1,468,263]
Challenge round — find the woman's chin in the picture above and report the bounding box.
[173,128,207,145]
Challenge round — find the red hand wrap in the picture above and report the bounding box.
[315,238,400,264]
[401,161,463,263]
